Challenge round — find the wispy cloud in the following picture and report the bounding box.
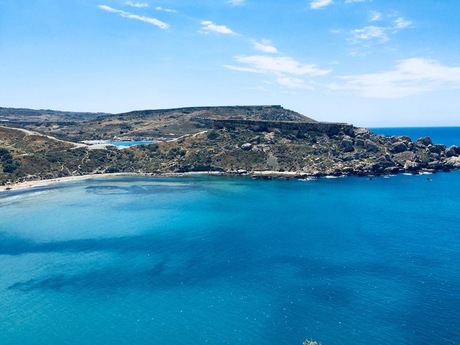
[155,6,176,13]
[228,0,245,5]
[277,77,314,89]
[311,0,370,9]
[369,10,382,22]
[310,0,334,9]
[351,25,389,43]
[253,39,278,54]
[200,20,234,34]
[225,55,330,89]
[349,15,412,44]
[99,5,169,29]
[226,55,331,76]
[125,1,149,8]
[330,58,460,98]
[394,17,412,29]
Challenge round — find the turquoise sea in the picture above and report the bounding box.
[107,141,155,147]
[1,128,460,344]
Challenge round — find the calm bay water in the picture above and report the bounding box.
[1,128,460,344]
[106,140,155,147]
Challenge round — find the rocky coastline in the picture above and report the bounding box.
[1,106,459,186]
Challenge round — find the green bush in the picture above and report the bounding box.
[207,130,219,140]
[0,148,13,161]
[3,162,19,173]
[106,167,119,173]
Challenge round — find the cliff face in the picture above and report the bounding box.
[210,119,353,136]
[1,106,459,185]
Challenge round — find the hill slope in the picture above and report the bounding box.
[0,105,315,142]
[1,105,460,186]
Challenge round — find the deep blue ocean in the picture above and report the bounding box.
[1,127,460,344]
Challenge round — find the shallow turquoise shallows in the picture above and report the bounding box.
[1,128,460,345]
[106,140,155,147]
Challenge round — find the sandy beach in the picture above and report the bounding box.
[0,173,139,193]
[0,171,231,193]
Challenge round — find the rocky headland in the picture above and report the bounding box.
[1,105,459,186]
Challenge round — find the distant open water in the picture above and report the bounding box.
[1,127,460,344]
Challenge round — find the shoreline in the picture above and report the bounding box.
[0,171,229,193]
[0,173,135,193]
[1,168,452,193]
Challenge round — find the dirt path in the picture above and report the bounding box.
[0,125,87,148]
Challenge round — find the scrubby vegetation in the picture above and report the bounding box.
[1,105,460,186]
[0,147,20,173]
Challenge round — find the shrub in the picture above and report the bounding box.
[207,130,219,140]
[3,162,19,173]
[0,148,13,161]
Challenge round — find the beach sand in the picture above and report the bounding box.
[0,171,229,193]
[0,173,137,193]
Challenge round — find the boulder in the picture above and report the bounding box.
[428,144,446,154]
[444,156,460,168]
[392,151,416,166]
[428,161,443,170]
[404,160,420,171]
[372,157,394,171]
[340,136,354,152]
[445,145,460,157]
[415,136,433,147]
[249,136,261,144]
[353,127,371,139]
[241,143,253,151]
[391,141,409,153]
[354,136,365,147]
[340,153,355,162]
[364,139,379,153]
[399,135,412,142]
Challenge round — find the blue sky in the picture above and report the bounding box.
[1,0,459,126]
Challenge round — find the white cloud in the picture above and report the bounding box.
[225,55,330,88]
[351,25,388,42]
[310,0,334,10]
[330,58,460,98]
[200,20,234,34]
[227,55,331,76]
[228,0,245,5]
[311,0,368,7]
[253,39,278,54]
[99,5,169,29]
[155,6,176,13]
[394,17,412,29]
[276,77,313,89]
[369,10,382,22]
[125,1,149,8]
[349,15,412,45]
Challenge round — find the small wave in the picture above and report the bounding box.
[299,177,317,182]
